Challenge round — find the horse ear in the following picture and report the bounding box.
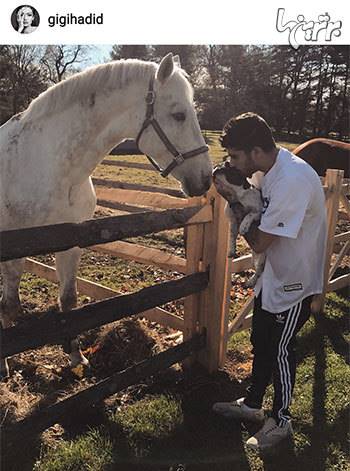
[173,55,181,68]
[156,53,174,84]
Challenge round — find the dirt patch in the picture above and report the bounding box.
[0,317,181,427]
[224,347,253,382]
[84,318,174,377]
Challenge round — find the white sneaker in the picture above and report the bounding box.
[246,417,293,451]
[212,397,265,423]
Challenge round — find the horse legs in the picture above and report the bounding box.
[0,258,25,379]
[55,247,89,368]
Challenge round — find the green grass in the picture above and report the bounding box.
[227,292,350,471]
[111,394,183,456]
[35,293,349,470]
[34,429,114,471]
[34,396,183,469]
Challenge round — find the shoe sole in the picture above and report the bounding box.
[246,434,294,452]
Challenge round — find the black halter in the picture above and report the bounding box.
[135,75,209,178]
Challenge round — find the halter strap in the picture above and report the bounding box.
[135,75,209,178]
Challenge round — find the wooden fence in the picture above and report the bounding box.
[229,169,350,334]
[91,165,349,340]
[1,160,348,435]
[0,158,231,434]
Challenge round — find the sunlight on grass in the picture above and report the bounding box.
[227,293,350,470]
[227,328,250,352]
[110,394,183,456]
[34,429,114,471]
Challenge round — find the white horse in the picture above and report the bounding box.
[0,53,212,378]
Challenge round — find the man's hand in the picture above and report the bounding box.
[244,221,278,254]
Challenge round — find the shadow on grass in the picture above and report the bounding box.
[2,291,348,471]
[103,368,252,470]
[297,317,328,471]
[1,364,251,471]
[262,312,348,471]
[165,296,348,471]
[297,310,349,366]
[291,318,349,471]
[1,434,41,471]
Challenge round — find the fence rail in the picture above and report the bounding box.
[0,205,211,262]
[1,271,208,358]
[102,159,155,172]
[5,332,206,439]
[92,177,184,198]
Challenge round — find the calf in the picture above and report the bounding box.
[213,162,265,287]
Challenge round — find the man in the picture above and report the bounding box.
[213,112,327,451]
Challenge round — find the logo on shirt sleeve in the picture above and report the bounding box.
[278,222,285,227]
[262,197,270,214]
[284,283,303,292]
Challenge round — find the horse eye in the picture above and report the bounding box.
[172,112,186,122]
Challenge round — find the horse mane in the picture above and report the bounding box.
[23,59,160,121]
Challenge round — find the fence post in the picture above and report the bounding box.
[186,187,231,372]
[318,169,344,311]
[183,197,205,347]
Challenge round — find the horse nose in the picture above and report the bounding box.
[184,174,212,197]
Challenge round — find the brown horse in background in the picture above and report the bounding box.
[294,138,350,178]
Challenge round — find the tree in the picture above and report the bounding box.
[196,45,224,90]
[40,45,91,83]
[110,45,151,61]
[322,46,349,138]
[0,45,46,124]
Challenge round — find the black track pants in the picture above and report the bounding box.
[244,292,312,426]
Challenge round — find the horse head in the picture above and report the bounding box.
[136,53,212,197]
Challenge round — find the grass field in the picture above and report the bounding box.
[1,132,349,471]
[33,292,350,471]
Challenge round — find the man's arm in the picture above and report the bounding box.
[244,221,278,254]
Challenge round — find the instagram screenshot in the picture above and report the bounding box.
[0,1,349,470]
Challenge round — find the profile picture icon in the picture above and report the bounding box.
[11,5,40,34]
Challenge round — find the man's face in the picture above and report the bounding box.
[226,147,257,178]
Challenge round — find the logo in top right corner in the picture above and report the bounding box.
[276,8,342,50]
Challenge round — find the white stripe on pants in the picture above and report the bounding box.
[276,301,302,425]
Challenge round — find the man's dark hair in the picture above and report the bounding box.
[220,112,276,152]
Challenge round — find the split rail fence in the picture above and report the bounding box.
[0,158,348,435]
[0,156,232,435]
